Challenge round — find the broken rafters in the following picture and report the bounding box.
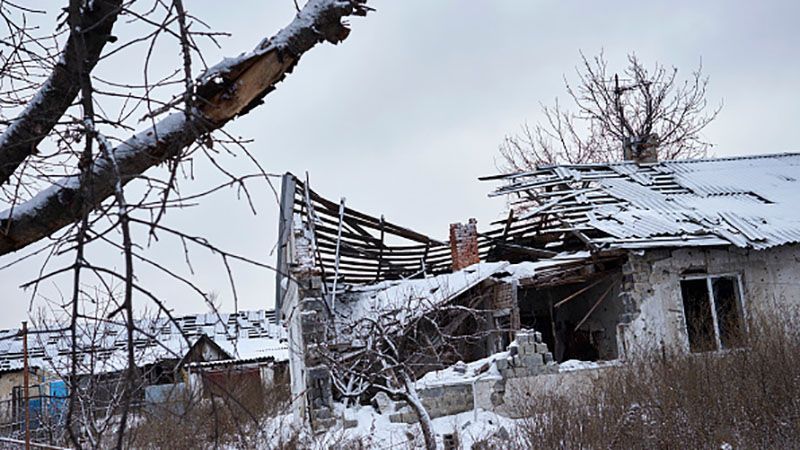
[553,275,610,309]
[484,154,800,252]
[288,174,452,284]
[574,279,618,331]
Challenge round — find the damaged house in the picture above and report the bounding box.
[0,309,288,436]
[276,152,800,429]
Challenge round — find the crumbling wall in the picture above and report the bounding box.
[284,214,336,431]
[501,363,617,418]
[486,278,520,355]
[386,330,557,423]
[618,244,800,356]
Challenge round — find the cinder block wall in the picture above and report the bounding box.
[389,331,558,423]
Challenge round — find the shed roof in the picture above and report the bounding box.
[0,309,287,374]
[486,152,800,250]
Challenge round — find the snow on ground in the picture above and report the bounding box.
[333,404,515,449]
[559,358,621,372]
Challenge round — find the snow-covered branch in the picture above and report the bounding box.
[0,0,123,186]
[0,0,371,257]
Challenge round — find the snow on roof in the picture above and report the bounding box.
[339,262,510,325]
[499,251,592,281]
[217,336,289,363]
[490,153,800,250]
[0,310,286,375]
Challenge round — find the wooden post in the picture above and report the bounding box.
[22,321,30,450]
[421,242,430,275]
[501,209,514,241]
[548,295,560,362]
[330,197,346,310]
[375,215,385,281]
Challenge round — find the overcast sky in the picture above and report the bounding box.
[0,0,798,328]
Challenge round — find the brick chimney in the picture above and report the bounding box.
[450,218,480,271]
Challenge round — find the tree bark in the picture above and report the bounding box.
[402,371,438,450]
[0,0,370,257]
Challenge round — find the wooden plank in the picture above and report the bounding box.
[490,242,558,259]
[376,215,385,281]
[305,188,445,245]
[574,280,618,331]
[553,276,608,308]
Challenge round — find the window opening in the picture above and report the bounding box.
[680,274,744,352]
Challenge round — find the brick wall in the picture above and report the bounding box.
[449,218,480,271]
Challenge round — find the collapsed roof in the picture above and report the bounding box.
[278,152,800,322]
[484,152,800,250]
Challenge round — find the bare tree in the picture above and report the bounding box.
[0,1,372,447]
[320,287,495,450]
[499,52,721,171]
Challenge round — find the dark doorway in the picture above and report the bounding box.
[518,273,622,363]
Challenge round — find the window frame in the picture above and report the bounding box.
[679,272,747,351]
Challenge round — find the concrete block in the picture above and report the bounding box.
[534,331,543,343]
[422,386,443,398]
[372,392,393,415]
[314,417,336,431]
[496,358,509,371]
[312,407,331,420]
[522,354,543,367]
[535,343,549,354]
[543,352,554,363]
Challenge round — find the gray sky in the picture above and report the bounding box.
[1,0,798,328]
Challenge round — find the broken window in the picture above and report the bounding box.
[680,275,745,352]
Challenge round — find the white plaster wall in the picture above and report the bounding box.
[499,367,611,418]
[620,244,800,357]
[473,377,501,411]
[285,284,307,426]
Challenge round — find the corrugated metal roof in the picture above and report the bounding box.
[0,310,287,375]
[489,153,800,250]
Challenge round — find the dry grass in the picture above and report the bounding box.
[126,377,370,449]
[480,307,800,449]
[128,376,293,449]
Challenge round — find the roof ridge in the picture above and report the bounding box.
[659,151,800,165]
[485,152,800,178]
